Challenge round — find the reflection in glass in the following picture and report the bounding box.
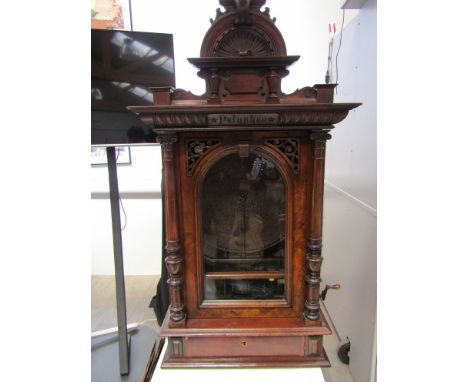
[202,152,286,300]
[205,278,285,300]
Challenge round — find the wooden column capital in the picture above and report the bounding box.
[157,134,178,154]
[309,131,331,146]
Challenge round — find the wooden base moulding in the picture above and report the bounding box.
[160,310,332,368]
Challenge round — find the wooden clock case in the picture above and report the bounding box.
[129,0,360,368]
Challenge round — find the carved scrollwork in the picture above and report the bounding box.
[150,111,348,128]
[187,139,221,176]
[210,7,226,24]
[171,89,204,101]
[280,111,348,125]
[264,138,299,174]
[285,86,317,99]
[153,113,207,127]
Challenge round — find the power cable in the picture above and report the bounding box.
[115,148,128,231]
[335,9,345,94]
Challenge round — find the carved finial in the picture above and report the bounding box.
[218,0,267,25]
[234,0,252,25]
[219,0,266,11]
[236,0,250,7]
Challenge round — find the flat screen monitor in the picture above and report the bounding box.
[91,29,175,145]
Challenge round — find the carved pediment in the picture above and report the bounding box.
[202,0,286,58]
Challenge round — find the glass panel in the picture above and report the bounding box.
[205,278,285,300]
[201,152,286,300]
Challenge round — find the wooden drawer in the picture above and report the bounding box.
[183,335,305,358]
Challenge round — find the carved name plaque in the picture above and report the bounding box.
[207,113,279,126]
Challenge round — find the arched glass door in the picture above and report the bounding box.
[201,151,286,301]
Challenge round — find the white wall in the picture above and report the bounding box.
[321,1,377,382]
[91,146,163,275]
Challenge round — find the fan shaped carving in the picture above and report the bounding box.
[213,27,274,57]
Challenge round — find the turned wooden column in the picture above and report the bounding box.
[157,134,186,327]
[304,131,331,322]
[207,68,221,104]
[266,67,280,103]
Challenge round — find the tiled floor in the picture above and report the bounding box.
[91,275,354,382]
[91,275,159,333]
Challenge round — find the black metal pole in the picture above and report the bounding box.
[106,147,130,375]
